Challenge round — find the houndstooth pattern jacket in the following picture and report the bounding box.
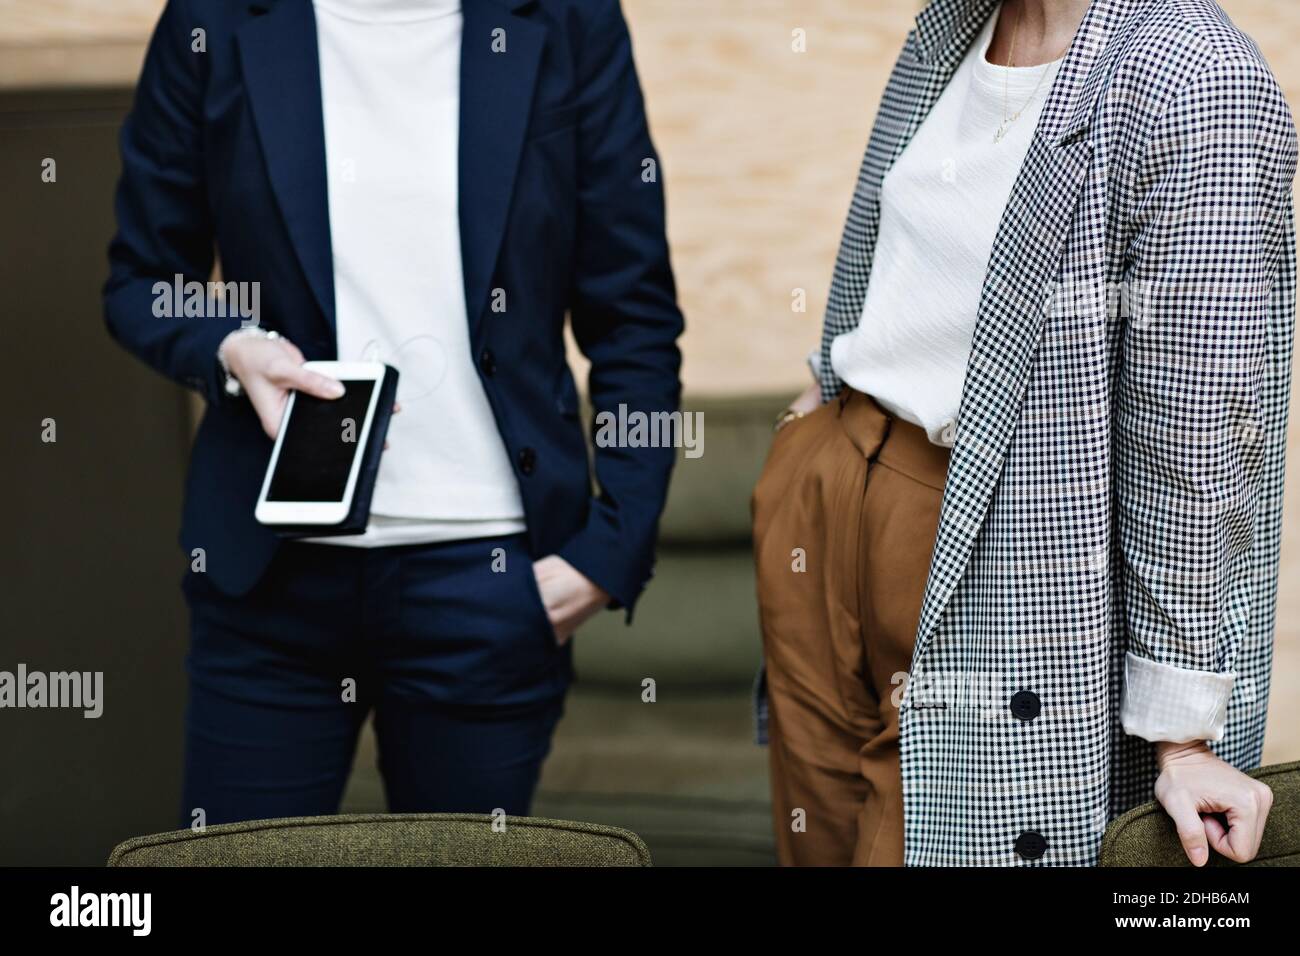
[815,0,1298,865]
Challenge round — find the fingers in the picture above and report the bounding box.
[261,405,285,441]
[531,556,609,639]
[246,381,289,440]
[1218,783,1272,863]
[529,559,564,643]
[272,360,345,400]
[280,339,306,365]
[253,347,337,397]
[538,594,599,645]
[1159,770,1273,866]
[1203,814,1233,859]
[234,342,350,438]
[1163,790,1210,867]
[384,402,400,448]
[790,381,822,414]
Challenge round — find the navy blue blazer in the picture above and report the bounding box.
[104,0,683,613]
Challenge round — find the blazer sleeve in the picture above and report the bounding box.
[555,0,685,618]
[103,0,244,405]
[1117,55,1298,744]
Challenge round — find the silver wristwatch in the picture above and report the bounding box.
[217,326,282,398]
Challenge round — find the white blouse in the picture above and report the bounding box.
[829,10,1065,448]
[308,0,526,547]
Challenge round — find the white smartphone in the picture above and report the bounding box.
[254,361,388,527]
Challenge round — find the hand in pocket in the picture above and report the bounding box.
[531,555,610,645]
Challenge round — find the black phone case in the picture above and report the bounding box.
[261,364,400,538]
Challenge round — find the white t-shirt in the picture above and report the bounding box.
[308,0,526,546]
[830,8,1065,447]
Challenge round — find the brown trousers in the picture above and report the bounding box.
[752,388,950,866]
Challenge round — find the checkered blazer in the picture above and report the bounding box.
[815,0,1298,865]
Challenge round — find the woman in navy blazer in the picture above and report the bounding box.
[104,0,683,825]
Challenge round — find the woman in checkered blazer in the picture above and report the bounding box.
[753,0,1297,865]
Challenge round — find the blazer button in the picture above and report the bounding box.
[1010,690,1040,722]
[1014,830,1047,861]
[479,349,496,376]
[517,447,536,475]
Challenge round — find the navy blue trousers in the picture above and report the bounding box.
[179,533,571,828]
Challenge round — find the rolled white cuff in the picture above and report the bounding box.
[1120,651,1235,743]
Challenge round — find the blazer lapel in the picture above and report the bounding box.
[237,0,336,337]
[459,0,546,334]
[911,0,1129,659]
[891,0,1002,165]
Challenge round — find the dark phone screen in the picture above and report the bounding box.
[266,381,377,502]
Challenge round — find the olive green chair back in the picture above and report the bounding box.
[108,813,652,867]
[1101,760,1300,866]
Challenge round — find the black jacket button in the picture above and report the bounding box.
[1010,690,1040,721]
[479,349,496,376]
[1015,830,1047,860]
[517,447,536,475]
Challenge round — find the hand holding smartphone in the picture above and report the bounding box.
[254,360,399,535]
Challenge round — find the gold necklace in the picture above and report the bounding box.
[994,4,1058,144]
